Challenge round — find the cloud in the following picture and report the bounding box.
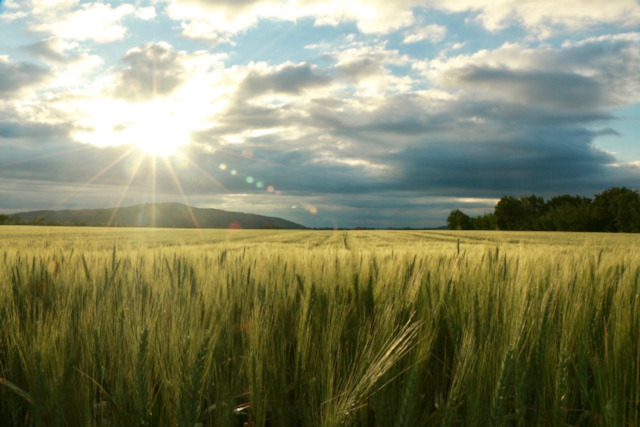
[389,129,623,197]
[426,0,640,36]
[420,36,640,110]
[160,0,640,43]
[185,33,640,215]
[112,42,186,102]
[165,0,424,43]
[191,41,420,150]
[22,37,78,64]
[449,67,605,110]
[6,1,151,43]
[135,6,157,20]
[0,121,71,140]
[237,62,333,99]
[0,56,50,95]
[327,41,414,98]
[334,43,408,78]
[403,24,447,44]
[35,2,136,42]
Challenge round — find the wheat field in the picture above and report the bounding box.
[1,226,639,426]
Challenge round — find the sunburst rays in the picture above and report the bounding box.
[161,155,200,228]
[106,150,147,226]
[51,145,139,211]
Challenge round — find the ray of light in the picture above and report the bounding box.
[183,155,229,193]
[0,145,91,168]
[50,145,139,211]
[162,156,200,229]
[107,151,147,227]
[245,24,296,63]
[150,153,157,228]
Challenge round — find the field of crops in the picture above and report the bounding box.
[1,226,639,426]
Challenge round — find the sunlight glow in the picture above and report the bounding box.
[73,97,205,156]
[124,101,190,156]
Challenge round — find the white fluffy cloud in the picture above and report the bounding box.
[164,0,424,43]
[35,2,135,42]
[416,34,640,110]
[11,0,639,45]
[163,0,640,43]
[4,1,152,43]
[427,0,640,36]
[403,24,447,44]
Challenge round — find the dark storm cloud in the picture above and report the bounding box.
[450,67,606,110]
[237,63,333,99]
[0,57,49,95]
[113,42,185,102]
[389,128,629,198]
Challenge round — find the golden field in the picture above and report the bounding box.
[1,227,639,426]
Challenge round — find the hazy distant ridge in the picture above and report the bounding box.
[13,202,306,229]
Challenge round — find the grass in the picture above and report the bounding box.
[1,226,639,426]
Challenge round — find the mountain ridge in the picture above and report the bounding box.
[12,202,306,229]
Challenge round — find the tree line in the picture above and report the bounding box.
[448,187,640,232]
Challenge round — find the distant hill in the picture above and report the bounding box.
[13,202,306,229]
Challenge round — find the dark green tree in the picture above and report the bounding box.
[494,196,526,230]
[9,215,24,225]
[592,187,640,232]
[539,195,593,231]
[471,213,497,230]
[520,195,546,230]
[447,209,473,230]
[450,187,640,233]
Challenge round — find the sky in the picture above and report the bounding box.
[1,0,639,228]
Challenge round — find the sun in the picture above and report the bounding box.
[126,102,191,156]
[73,97,196,156]
[122,100,193,156]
